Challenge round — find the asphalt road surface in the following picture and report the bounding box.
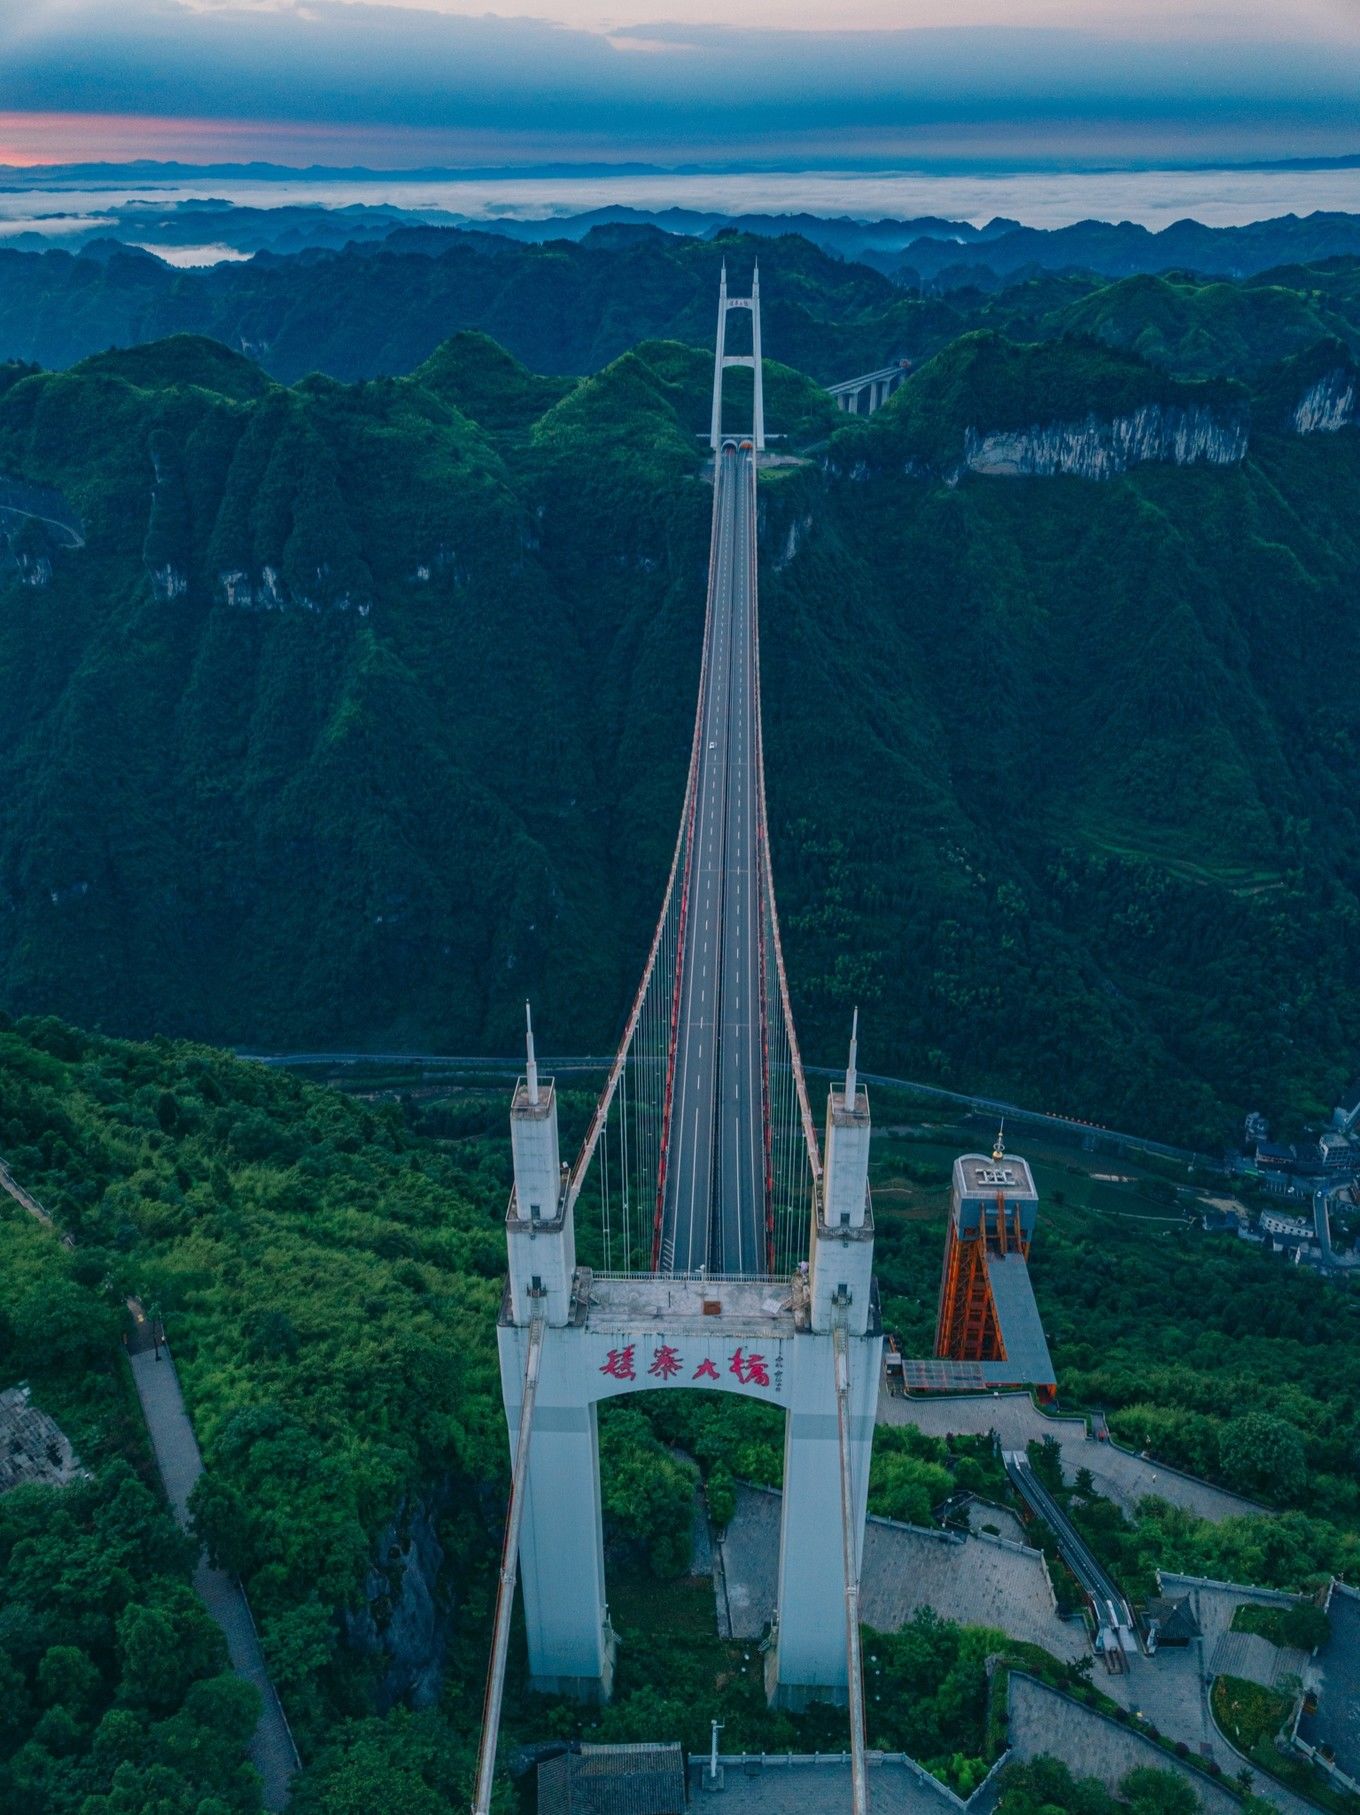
[660,445,766,1276]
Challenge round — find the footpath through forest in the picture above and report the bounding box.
[125,1306,299,1810]
[1,1155,298,1810]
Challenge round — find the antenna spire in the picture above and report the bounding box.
[525,1000,540,1106]
[844,1007,859,1113]
[993,1119,1005,1163]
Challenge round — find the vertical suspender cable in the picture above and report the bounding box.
[834,1326,870,1815]
[472,1316,545,1815]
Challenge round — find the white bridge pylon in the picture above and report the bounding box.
[711,260,766,451]
[478,270,879,1815]
[497,1035,880,1709]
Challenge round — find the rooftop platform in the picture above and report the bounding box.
[953,1152,1038,1200]
[582,1270,800,1336]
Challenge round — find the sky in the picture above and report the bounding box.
[1,0,1358,171]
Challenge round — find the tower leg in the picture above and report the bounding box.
[711,266,729,449]
[767,1329,881,1708]
[751,270,765,451]
[498,1325,614,1701]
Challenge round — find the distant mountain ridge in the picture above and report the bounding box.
[5,220,1360,392]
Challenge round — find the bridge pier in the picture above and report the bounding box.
[769,1036,881,1706]
[498,1323,616,1701]
[767,1327,879,1707]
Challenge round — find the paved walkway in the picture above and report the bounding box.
[128,1325,298,1810]
[882,1391,1262,1522]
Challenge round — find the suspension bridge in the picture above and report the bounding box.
[474,265,882,1815]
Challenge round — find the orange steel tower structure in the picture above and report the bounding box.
[933,1131,1055,1401]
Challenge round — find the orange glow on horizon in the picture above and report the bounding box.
[0,109,707,170]
[1,112,272,166]
[0,111,441,168]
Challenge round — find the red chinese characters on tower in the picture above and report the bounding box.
[648,1344,683,1380]
[692,1357,720,1381]
[729,1348,770,1387]
[599,1345,636,1381]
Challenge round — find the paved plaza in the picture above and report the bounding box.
[718,1484,1085,1660]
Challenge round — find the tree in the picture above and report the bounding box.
[1028,1437,1064,1493]
[1118,1765,1200,1813]
[996,1756,1119,1813]
[705,1465,736,1530]
[1278,1601,1330,1651]
[115,1589,225,1713]
[9,1276,120,1371]
[79,1758,211,1815]
[188,1474,257,1578]
[262,1599,336,1692]
[154,1672,262,1787]
[36,1644,99,1711]
[1218,1413,1307,1500]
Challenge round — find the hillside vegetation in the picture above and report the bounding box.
[1,258,1359,1141]
[3,1016,1358,1808]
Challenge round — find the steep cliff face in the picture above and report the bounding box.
[1292,367,1358,434]
[962,403,1248,480]
[214,563,372,614]
[343,1494,449,1711]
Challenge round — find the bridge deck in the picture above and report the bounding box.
[660,445,767,1277]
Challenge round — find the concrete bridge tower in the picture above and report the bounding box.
[500,1008,614,1700]
[768,1015,880,1706]
[497,1014,881,1710]
[710,261,766,451]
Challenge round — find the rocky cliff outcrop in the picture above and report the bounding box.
[962,403,1248,480]
[148,564,188,600]
[343,1494,448,1711]
[216,564,372,614]
[1292,368,1358,434]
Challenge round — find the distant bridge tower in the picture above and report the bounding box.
[710,261,766,451]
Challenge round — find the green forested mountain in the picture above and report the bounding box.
[1,274,1358,1142]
